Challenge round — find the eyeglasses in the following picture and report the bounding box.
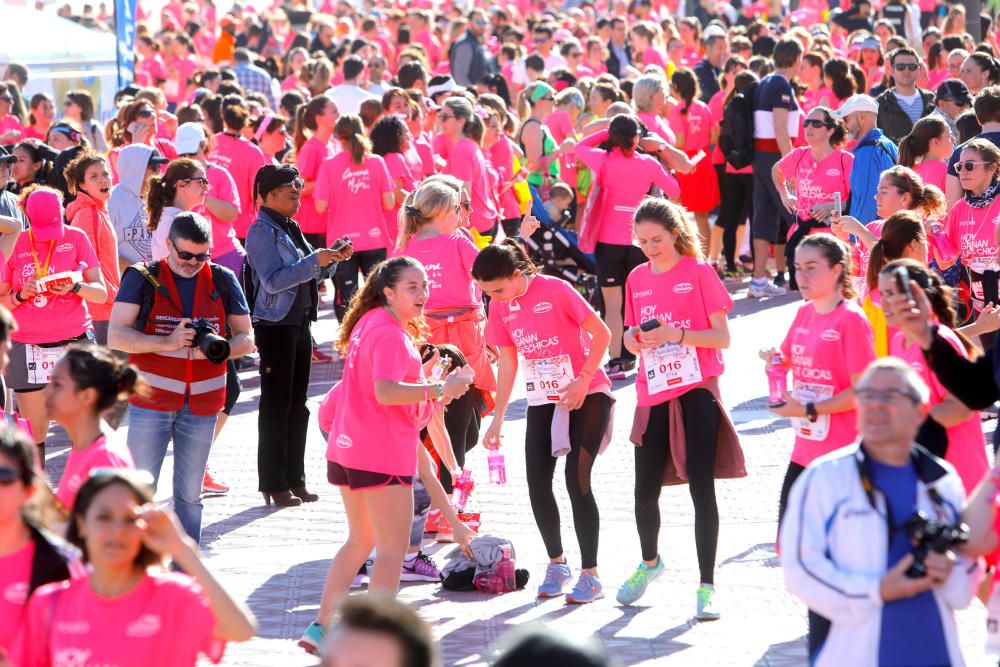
[893,63,919,72]
[439,113,456,121]
[180,176,209,187]
[0,465,19,485]
[857,388,919,405]
[569,52,582,58]
[172,246,211,261]
[803,119,831,128]
[955,160,991,172]
[474,19,488,26]
[533,36,548,43]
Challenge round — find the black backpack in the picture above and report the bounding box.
[240,255,258,318]
[719,81,758,171]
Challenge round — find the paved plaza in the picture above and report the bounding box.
[44,282,1000,666]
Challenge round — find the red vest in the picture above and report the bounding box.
[129,262,228,416]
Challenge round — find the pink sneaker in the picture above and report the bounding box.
[401,552,442,582]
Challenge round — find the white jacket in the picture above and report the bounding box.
[779,443,982,667]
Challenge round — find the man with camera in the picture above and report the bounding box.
[779,357,981,667]
[109,212,254,544]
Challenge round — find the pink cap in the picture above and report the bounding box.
[25,189,65,242]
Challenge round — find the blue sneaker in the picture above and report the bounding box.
[537,561,573,598]
[695,584,721,620]
[298,621,326,655]
[616,555,665,605]
[566,571,605,604]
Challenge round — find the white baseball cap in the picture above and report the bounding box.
[175,122,207,156]
[831,94,879,118]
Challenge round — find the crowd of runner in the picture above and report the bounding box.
[4,0,1000,664]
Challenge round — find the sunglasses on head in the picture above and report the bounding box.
[0,465,19,485]
[276,177,305,193]
[893,63,919,71]
[173,246,211,261]
[803,118,832,128]
[180,176,209,187]
[955,160,990,172]
[136,108,155,118]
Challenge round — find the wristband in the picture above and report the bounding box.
[12,290,23,303]
[677,329,686,345]
[70,282,82,294]
[435,383,443,401]
[805,402,818,423]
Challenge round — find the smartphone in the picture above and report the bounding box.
[126,121,144,136]
[833,192,842,218]
[331,237,352,252]
[690,149,707,165]
[640,319,661,332]
[894,265,914,301]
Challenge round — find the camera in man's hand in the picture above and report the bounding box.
[186,318,230,365]
[903,511,969,579]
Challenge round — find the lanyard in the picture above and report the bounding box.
[27,228,55,280]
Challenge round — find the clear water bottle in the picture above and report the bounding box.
[497,546,516,592]
[766,351,788,407]
[451,469,475,511]
[929,222,957,265]
[488,450,507,485]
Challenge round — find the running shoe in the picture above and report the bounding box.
[537,561,573,598]
[351,559,371,588]
[695,584,721,620]
[620,357,636,373]
[747,279,787,298]
[605,358,626,381]
[202,469,229,495]
[773,272,787,288]
[401,552,442,582]
[566,571,605,604]
[298,622,326,654]
[616,556,665,605]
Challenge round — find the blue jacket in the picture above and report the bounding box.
[849,128,898,225]
[245,207,333,323]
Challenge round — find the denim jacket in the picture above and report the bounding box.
[245,207,333,322]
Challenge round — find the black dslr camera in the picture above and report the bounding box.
[185,319,230,365]
[902,511,969,579]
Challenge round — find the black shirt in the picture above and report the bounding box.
[255,206,318,327]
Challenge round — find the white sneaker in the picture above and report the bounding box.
[748,279,787,298]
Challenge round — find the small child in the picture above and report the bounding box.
[543,182,574,225]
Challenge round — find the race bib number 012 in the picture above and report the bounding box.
[642,343,702,395]
[523,354,574,406]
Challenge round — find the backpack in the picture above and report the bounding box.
[719,81,758,170]
[240,256,258,318]
[130,260,234,334]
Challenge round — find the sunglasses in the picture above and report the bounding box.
[540,95,555,102]
[460,200,473,211]
[569,52,582,58]
[173,247,211,261]
[275,177,305,192]
[136,108,155,118]
[955,160,991,172]
[533,36,548,43]
[803,119,832,128]
[180,176,209,187]
[439,113,456,121]
[893,63,919,71]
[0,465,18,485]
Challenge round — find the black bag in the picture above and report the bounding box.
[239,256,258,318]
[719,81,758,170]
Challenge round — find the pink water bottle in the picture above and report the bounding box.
[451,469,475,510]
[496,546,516,592]
[929,222,957,265]
[488,450,507,485]
[766,351,788,407]
[474,572,506,594]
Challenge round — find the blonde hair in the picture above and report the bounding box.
[396,180,460,250]
[633,196,704,259]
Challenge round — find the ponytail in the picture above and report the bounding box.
[865,210,926,292]
[395,180,458,250]
[335,114,371,166]
[670,67,700,116]
[145,158,200,231]
[897,117,949,169]
[471,238,538,282]
[336,256,426,352]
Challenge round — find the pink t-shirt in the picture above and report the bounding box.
[314,152,393,251]
[445,138,501,234]
[851,220,885,300]
[489,136,522,219]
[135,55,167,88]
[325,307,435,476]
[641,47,668,69]
[945,196,1000,275]
[0,228,99,343]
[198,162,241,259]
[56,435,135,511]
[779,299,876,466]
[802,86,835,113]
[0,540,34,655]
[209,133,268,239]
[890,326,988,493]
[164,55,198,105]
[398,232,480,310]
[776,147,853,221]
[709,91,752,175]
[12,572,225,667]
[414,138,436,178]
[0,114,25,142]
[625,257,733,406]
[382,152,416,247]
[636,111,677,146]
[667,100,713,153]
[485,274,611,392]
[22,126,46,141]
[915,159,947,192]
[295,137,337,235]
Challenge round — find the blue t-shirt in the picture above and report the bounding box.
[751,72,800,143]
[870,459,949,667]
[116,263,249,322]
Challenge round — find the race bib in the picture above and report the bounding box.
[163,79,180,98]
[792,382,834,441]
[26,344,67,385]
[523,354,573,406]
[968,257,1000,275]
[642,342,702,396]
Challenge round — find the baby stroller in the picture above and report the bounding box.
[521,184,602,313]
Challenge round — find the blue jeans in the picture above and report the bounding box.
[127,402,218,543]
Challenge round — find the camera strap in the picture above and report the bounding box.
[856,443,947,539]
[133,263,185,315]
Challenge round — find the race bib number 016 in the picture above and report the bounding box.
[642,343,702,395]
[523,354,574,406]
[26,344,67,385]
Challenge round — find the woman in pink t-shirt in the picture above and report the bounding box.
[619,197,740,615]
[315,115,395,321]
[879,261,988,493]
[293,96,339,248]
[799,53,835,113]
[474,240,613,604]
[12,470,257,667]
[108,100,177,184]
[208,100,268,241]
[0,188,107,467]
[898,116,954,193]
[766,235,875,522]
[439,97,502,236]
[251,113,289,166]
[47,346,137,512]
[0,89,24,146]
[22,94,53,143]
[371,114,417,247]
[301,257,473,652]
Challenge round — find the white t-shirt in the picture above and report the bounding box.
[326,84,378,116]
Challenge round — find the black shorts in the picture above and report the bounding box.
[594,242,646,288]
[327,460,414,490]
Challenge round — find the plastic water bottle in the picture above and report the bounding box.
[451,469,475,510]
[766,351,788,407]
[488,450,507,485]
[497,546,516,592]
[929,222,957,265]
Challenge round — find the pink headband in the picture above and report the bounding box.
[254,112,276,142]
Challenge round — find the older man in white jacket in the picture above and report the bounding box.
[780,357,982,667]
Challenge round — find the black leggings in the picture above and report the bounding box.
[634,388,721,584]
[333,248,387,321]
[717,172,753,271]
[437,389,482,494]
[525,393,610,570]
[777,461,807,525]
